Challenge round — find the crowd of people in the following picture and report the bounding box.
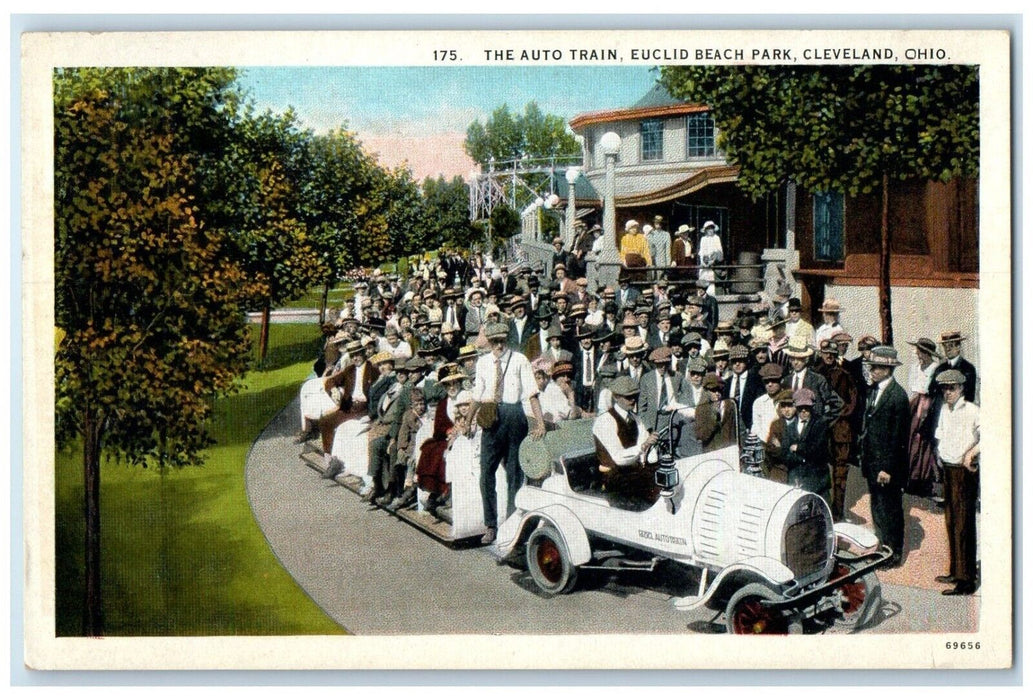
[296,229,980,595]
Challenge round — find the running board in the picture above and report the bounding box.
[298,450,480,548]
[582,555,662,572]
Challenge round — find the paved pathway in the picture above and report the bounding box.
[245,397,978,635]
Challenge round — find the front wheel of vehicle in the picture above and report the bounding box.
[725,583,791,635]
[832,568,881,631]
[526,525,578,595]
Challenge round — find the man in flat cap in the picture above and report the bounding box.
[472,322,546,545]
[724,345,762,431]
[592,376,661,509]
[859,346,911,568]
[638,346,688,433]
[932,369,980,595]
[696,373,737,452]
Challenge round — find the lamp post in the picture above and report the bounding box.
[599,131,621,286]
[564,166,580,248]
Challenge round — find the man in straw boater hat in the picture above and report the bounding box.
[471,322,546,545]
[781,340,843,424]
[858,345,911,569]
[932,330,978,403]
[932,368,980,596]
[592,376,662,509]
[620,335,649,381]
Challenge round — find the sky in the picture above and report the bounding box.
[236,65,659,180]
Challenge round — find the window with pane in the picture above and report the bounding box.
[813,191,845,262]
[686,113,716,158]
[640,119,663,162]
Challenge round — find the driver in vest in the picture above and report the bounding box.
[592,376,660,509]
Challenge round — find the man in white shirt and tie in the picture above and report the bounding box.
[472,323,546,544]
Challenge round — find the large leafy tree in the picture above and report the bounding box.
[422,175,481,251]
[464,101,580,167]
[660,65,979,343]
[54,68,257,635]
[304,127,380,320]
[221,107,325,358]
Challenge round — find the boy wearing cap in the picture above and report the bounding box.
[932,369,980,595]
[779,388,832,506]
[859,346,911,568]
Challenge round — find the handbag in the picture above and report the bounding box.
[476,401,499,430]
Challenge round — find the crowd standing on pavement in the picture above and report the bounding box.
[296,218,980,593]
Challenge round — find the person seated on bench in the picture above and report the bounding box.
[592,376,660,510]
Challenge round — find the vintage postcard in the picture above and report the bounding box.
[22,27,1012,671]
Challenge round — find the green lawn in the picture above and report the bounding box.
[55,323,344,636]
[280,285,353,311]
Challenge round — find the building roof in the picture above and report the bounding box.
[569,84,708,131]
[631,83,683,109]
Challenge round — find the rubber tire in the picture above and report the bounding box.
[832,570,881,631]
[724,583,791,635]
[526,525,579,595]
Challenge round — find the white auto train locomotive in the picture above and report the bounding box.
[495,414,890,634]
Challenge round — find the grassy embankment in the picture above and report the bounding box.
[55,322,344,636]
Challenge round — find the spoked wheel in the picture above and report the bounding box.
[526,525,578,595]
[831,565,881,630]
[724,583,791,635]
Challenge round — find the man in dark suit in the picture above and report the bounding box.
[779,388,832,505]
[932,330,978,402]
[859,346,912,568]
[781,341,844,424]
[616,274,641,314]
[638,346,689,433]
[523,305,554,362]
[723,345,763,430]
[696,373,737,452]
[506,295,534,352]
[572,324,600,412]
[489,264,520,298]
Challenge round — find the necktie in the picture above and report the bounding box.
[732,374,740,401]
[494,357,504,403]
[794,373,802,392]
[585,351,594,385]
[658,377,668,408]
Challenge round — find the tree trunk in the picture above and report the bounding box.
[878,173,893,345]
[259,305,271,361]
[83,407,103,637]
[319,283,329,325]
